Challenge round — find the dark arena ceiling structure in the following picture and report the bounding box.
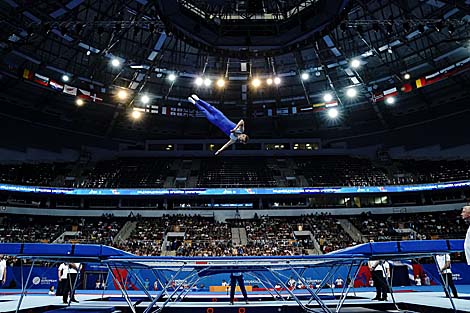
[0,0,470,145]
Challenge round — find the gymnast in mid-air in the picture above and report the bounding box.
[188,94,249,155]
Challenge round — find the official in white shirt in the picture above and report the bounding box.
[57,262,68,296]
[0,255,6,287]
[462,206,470,265]
[62,263,81,304]
[368,260,388,301]
[436,254,458,298]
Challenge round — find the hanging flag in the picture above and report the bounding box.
[34,73,49,86]
[90,93,103,102]
[63,84,77,96]
[22,69,33,80]
[78,88,91,99]
[415,78,427,88]
[383,87,398,98]
[371,92,384,103]
[400,83,413,93]
[325,101,338,108]
[49,80,64,91]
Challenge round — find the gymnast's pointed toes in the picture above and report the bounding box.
[191,94,200,101]
[187,96,196,104]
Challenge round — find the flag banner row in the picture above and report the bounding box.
[22,69,103,103]
[372,57,470,103]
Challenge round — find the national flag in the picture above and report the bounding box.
[63,84,77,96]
[325,101,338,108]
[49,80,64,91]
[401,83,413,93]
[371,92,384,103]
[78,88,91,99]
[34,73,49,86]
[415,77,427,88]
[90,93,103,102]
[22,69,33,80]
[426,75,444,86]
[383,87,398,97]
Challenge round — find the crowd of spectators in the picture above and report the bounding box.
[392,159,470,185]
[233,216,310,256]
[77,158,174,188]
[122,215,168,256]
[350,210,467,241]
[304,213,356,253]
[0,157,470,188]
[0,215,69,243]
[295,156,390,187]
[0,162,69,186]
[197,158,278,187]
[1,210,468,257]
[0,214,125,245]
[71,215,125,245]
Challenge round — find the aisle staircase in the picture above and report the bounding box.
[113,221,137,244]
[338,219,367,243]
[231,228,247,246]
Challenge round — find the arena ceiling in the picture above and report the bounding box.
[0,0,470,142]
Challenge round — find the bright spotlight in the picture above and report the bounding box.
[328,108,339,119]
[117,89,128,100]
[323,93,333,102]
[141,94,150,104]
[404,73,411,80]
[350,59,361,69]
[274,77,281,85]
[111,58,121,67]
[252,78,261,87]
[195,77,203,86]
[386,97,396,104]
[131,110,142,120]
[266,78,273,85]
[346,88,357,98]
[75,98,84,106]
[216,78,226,88]
[62,75,70,82]
[204,78,212,87]
[168,73,177,82]
[301,72,310,80]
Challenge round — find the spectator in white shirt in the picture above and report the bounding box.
[414,276,422,286]
[335,277,344,288]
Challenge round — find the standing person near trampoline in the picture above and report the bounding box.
[229,272,249,304]
[0,255,6,287]
[57,262,68,296]
[462,206,470,265]
[436,254,458,298]
[188,94,249,155]
[368,260,388,301]
[62,262,81,304]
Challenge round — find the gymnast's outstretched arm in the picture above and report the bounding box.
[231,119,244,133]
[215,139,236,155]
